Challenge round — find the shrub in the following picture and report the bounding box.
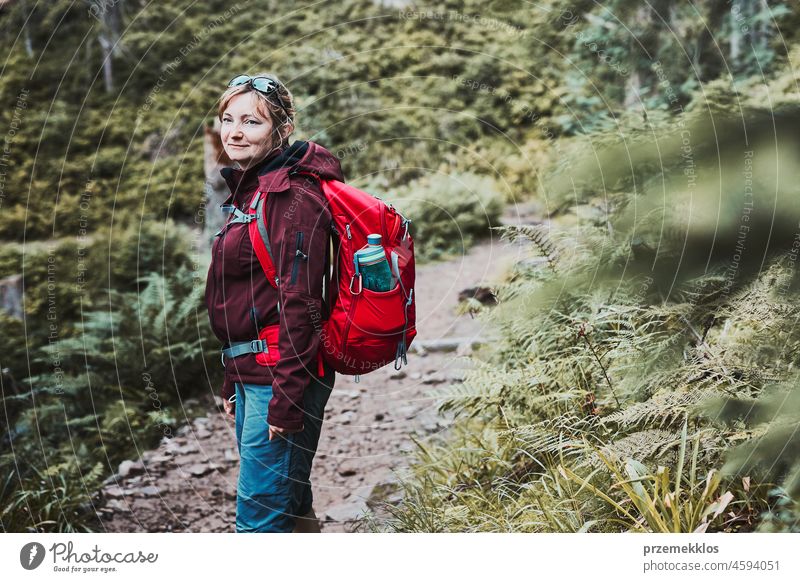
[386,172,504,262]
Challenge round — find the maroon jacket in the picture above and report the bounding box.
[205,140,344,429]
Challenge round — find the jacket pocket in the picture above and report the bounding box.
[285,225,312,292]
[290,230,307,286]
[254,324,281,367]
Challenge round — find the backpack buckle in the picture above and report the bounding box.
[250,339,267,353]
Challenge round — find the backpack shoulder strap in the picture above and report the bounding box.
[248,190,280,290]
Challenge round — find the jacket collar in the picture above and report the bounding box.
[220,140,311,204]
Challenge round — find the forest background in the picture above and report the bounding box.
[1,0,799,533]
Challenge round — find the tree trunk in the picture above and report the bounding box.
[624,69,642,109]
[0,274,23,320]
[19,0,34,58]
[99,34,114,93]
[203,119,233,248]
[95,0,125,94]
[730,3,742,66]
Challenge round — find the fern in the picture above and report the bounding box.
[495,224,561,272]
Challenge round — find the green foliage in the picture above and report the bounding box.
[561,426,740,533]
[1,262,218,532]
[0,461,105,533]
[2,0,799,534]
[386,172,505,262]
[377,55,800,532]
[552,0,795,134]
[705,381,800,499]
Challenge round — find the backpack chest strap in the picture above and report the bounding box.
[215,204,255,236]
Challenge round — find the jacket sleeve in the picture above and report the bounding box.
[221,375,235,403]
[267,177,331,430]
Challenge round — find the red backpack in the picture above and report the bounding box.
[245,173,417,380]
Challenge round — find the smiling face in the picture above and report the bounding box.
[220,92,277,170]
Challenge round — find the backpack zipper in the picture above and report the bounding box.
[291,231,307,285]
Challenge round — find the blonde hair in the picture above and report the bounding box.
[217,72,296,152]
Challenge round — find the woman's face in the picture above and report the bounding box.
[220,92,276,170]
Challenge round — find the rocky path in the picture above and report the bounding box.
[96,203,538,532]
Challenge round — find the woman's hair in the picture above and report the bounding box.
[217,72,296,152]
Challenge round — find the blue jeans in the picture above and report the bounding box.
[234,367,334,532]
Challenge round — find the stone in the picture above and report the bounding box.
[413,338,488,353]
[349,484,375,502]
[386,492,404,505]
[104,485,126,499]
[186,464,213,477]
[457,286,497,306]
[447,369,466,383]
[171,456,196,466]
[117,459,145,478]
[175,443,200,455]
[374,413,385,421]
[324,498,369,523]
[195,428,212,439]
[399,441,415,453]
[396,405,418,420]
[337,459,359,477]
[105,499,129,512]
[421,372,446,385]
[420,415,440,433]
[334,411,356,425]
[389,370,406,380]
[456,342,473,357]
[164,437,187,449]
[337,390,360,400]
[135,486,160,497]
[147,454,173,466]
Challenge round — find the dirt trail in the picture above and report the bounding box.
[96,203,538,532]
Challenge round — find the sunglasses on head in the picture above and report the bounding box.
[227,74,290,117]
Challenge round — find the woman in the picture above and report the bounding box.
[205,72,344,533]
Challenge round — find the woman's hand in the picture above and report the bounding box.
[269,424,303,441]
[223,398,235,420]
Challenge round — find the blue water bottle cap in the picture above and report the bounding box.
[367,234,382,245]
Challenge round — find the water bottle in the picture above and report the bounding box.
[354,234,394,292]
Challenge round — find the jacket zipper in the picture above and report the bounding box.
[291,230,307,285]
